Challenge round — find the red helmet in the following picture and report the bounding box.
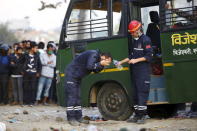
[128,20,142,33]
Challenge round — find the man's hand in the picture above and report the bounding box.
[47,61,53,64]
[118,58,130,65]
[36,73,40,77]
[128,57,146,64]
[128,59,139,64]
[11,62,15,65]
[100,59,111,66]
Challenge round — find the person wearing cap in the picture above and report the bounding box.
[48,41,57,55]
[118,20,153,124]
[0,44,10,105]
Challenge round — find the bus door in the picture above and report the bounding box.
[159,0,197,103]
[128,0,168,104]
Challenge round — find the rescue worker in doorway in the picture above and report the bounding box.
[118,20,153,124]
[64,50,112,126]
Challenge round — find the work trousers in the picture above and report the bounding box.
[65,76,82,121]
[132,67,150,117]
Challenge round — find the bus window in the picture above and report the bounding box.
[128,2,141,22]
[90,0,108,38]
[66,1,91,41]
[66,0,108,41]
[161,0,197,31]
[112,0,122,36]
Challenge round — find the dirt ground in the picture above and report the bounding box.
[0,105,197,131]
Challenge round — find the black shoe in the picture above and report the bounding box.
[127,116,139,123]
[68,120,80,126]
[136,116,146,124]
[77,118,89,124]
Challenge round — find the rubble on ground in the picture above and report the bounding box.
[0,105,197,131]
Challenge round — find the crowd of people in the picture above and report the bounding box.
[0,40,57,106]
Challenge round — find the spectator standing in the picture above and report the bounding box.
[48,41,57,103]
[18,42,24,49]
[48,41,57,55]
[35,44,56,105]
[23,40,31,53]
[0,44,10,105]
[12,43,19,54]
[22,42,41,105]
[10,47,24,105]
[38,41,45,55]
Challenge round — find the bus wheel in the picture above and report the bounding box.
[97,83,132,120]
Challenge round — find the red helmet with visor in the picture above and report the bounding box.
[128,20,142,33]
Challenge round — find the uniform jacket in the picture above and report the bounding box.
[66,50,104,79]
[129,34,153,69]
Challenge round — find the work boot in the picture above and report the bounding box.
[127,116,139,123]
[136,116,146,124]
[77,118,89,124]
[68,120,80,126]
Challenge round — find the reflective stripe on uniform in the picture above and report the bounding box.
[144,81,150,84]
[94,63,97,69]
[67,106,74,111]
[134,48,144,51]
[67,81,74,84]
[138,106,147,110]
[134,105,138,110]
[74,106,82,110]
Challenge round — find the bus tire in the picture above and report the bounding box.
[97,83,132,120]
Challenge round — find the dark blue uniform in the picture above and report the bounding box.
[65,50,104,121]
[129,34,153,118]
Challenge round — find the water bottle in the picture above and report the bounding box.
[113,60,123,70]
[90,115,100,121]
[185,103,192,112]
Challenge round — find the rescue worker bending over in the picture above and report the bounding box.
[64,50,112,126]
[118,20,153,124]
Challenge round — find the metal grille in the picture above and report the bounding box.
[160,6,197,30]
